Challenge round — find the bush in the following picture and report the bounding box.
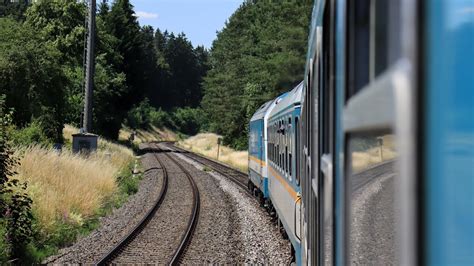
[125,99,153,129]
[171,107,205,135]
[0,95,35,262]
[9,121,52,147]
[149,108,172,128]
[0,220,10,264]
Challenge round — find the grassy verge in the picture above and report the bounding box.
[118,125,178,144]
[351,134,397,173]
[9,126,140,262]
[177,133,248,172]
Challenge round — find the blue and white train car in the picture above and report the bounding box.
[248,100,272,200]
[267,82,303,264]
[248,94,286,201]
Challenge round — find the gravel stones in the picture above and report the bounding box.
[350,170,397,265]
[175,152,292,264]
[112,152,194,264]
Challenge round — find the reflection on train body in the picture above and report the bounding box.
[348,134,398,265]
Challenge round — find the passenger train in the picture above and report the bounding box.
[248,0,473,265]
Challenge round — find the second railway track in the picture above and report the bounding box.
[164,143,250,194]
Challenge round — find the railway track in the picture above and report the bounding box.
[96,144,201,265]
[164,143,250,194]
[164,152,201,265]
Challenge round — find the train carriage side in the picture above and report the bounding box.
[248,94,288,201]
[248,101,272,198]
[267,82,304,265]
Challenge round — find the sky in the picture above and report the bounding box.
[131,0,243,48]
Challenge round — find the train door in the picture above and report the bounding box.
[318,1,336,265]
[340,0,418,264]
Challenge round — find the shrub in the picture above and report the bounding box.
[171,107,205,135]
[0,95,35,261]
[9,121,52,147]
[125,98,153,129]
[0,220,10,263]
[149,108,172,128]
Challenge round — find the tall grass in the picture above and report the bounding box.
[13,145,132,233]
[12,125,134,235]
[178,133,248,172]
[351,135,397,173]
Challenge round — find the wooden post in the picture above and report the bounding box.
[377,137,384,162]
[217,137,222,160]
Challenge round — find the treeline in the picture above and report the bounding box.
[202,1,313,149]
[0,0,208,144]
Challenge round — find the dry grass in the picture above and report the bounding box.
[12,125,134,233]
[119,126,177,144]
[177,133,248,172]
[351,135,397,173]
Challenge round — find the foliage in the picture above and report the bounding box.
[9,121,52,147]
[0,95,35,261]
[125,98,205,136]
[151,31,209,109]
[0,219,9,263]
[116,161,141,196]
[0,18,67,143]
[171,107,205,136]
[25,0,86,65]
[104,0,154,109]
[0,0,29,21]
[202,1,312,149]
[125,98,154,129]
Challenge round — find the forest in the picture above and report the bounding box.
[1,0,312,149]
[0,0,208,144]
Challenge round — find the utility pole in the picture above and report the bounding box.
[83,0,96,133]
[73,0,98,153]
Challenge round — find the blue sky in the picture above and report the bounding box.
[131,0,243,48]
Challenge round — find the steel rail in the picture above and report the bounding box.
[95,144,169,265]
[167,143,250,194]
[164,152,201,265]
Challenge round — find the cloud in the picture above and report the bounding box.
[135,11,159,19]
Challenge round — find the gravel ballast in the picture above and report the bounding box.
[174,151,292,264]
[112,152,194,264]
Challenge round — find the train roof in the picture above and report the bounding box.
[250,100,273,122]
[268,81,304,120]
[250,92,289,122]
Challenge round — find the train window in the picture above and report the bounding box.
[347,133,399,265]
[347,0,396,99]
[275,143,277,164]
[288,153,293,180]
[295,117,300,184]
[347,0,370,98]
[269,143,272,162]
[285,146,289,175]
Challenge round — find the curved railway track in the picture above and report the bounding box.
[96,144,201,265]
[165,143,250,194]
[164,152,201,265]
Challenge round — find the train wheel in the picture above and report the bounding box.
[258,192,265,207]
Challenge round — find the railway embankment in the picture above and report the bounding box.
[4,125,137,263]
